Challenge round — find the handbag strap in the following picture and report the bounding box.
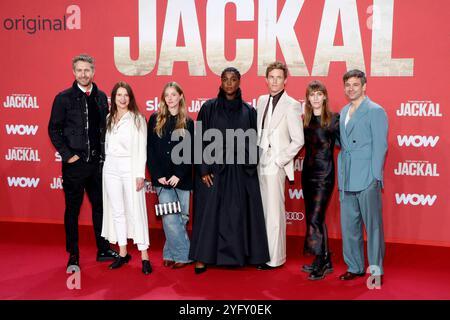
[157,186,181,201]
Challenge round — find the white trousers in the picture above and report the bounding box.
[103,156,148,251]
[258,150,287,267]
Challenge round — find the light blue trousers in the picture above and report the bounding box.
[156,187,192,263]
[340,180,385,275]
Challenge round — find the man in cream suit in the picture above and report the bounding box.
[337,69,388,285]
[256,61,304,269]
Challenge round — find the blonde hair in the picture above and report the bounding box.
[154,82,188,137]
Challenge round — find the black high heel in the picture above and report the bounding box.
[194,263,207,275]
[109,254,131,269]
[142,260,152,275]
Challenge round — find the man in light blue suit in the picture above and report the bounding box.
[337,70,388,284]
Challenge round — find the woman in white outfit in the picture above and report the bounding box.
[101,81,152,275]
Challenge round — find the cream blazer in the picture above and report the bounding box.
[101,113,149,246]
[256,92,304,181]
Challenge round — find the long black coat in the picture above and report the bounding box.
[189,89,270,266]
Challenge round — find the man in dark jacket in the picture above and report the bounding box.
[48,54,118,269]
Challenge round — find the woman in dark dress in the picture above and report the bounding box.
[301,80,340,280]
[189,67,270,274]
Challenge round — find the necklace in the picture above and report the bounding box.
[114,111,128,124]
[111,111,128,134]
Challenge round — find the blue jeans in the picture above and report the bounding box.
[156,187,192,263]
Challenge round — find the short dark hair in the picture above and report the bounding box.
[221,67,241,79]
[343,69,366,85]
[265,61,288,78]
[72,54,95,70]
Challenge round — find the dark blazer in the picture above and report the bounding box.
[147,113,194,190]
[48,81,108,162]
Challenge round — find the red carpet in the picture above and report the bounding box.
[0,222,449,300]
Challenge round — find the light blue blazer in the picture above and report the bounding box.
[337,96,388,192]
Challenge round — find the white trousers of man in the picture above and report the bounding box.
[104,156,148,251]
[258,148,287,267]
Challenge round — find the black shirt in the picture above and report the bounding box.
[147,113,194,190]
[261,89,284,129]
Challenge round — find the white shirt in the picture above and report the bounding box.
[105,112,133,157]
[345,108,351,127]
[77,83,93,94]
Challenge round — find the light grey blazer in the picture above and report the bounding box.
[337,96,388,192]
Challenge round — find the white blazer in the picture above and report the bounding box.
[256,91,304,181]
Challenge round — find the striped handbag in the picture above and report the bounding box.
[154,187,182,216]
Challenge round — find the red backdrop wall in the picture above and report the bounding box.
[1,0,449,246]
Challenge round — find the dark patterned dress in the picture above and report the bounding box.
[302,113,340,255]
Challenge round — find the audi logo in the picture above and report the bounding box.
[285,211,305,221]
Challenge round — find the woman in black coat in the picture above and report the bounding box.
[189,67,270,274]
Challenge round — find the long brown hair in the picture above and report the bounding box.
[154,82,188,137]
[107,81,143,131]
[303,80,332,128]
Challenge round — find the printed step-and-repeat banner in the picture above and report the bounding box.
[1,0,449,246]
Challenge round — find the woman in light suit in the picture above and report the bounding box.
[101,81,152,275]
